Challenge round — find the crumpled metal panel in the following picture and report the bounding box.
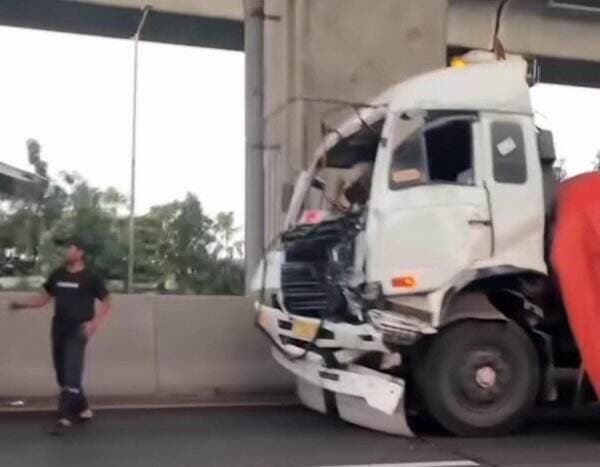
[296,377,414,437]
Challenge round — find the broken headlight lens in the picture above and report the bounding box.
[368,309,436,345]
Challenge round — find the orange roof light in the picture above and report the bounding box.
[392,276,417,288]
[450,56,467,68]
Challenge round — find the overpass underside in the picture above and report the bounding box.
[0,0,243,49]
[0,1,598,84]
[449,0,600,88]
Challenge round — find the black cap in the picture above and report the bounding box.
[55,236,87,251]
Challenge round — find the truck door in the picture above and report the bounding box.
[367,113,492,296]
[478,114,546,274]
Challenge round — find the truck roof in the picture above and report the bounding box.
[389,59,532,116]
[313,59,532,165]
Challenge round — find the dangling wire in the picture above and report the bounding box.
[492,0,510,60]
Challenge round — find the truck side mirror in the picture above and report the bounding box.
[537,129,556,163]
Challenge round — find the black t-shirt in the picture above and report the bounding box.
[44,267,109,325]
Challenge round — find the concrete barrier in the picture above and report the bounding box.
[0,293,293,401]
[86,295,157,396]
[154,295,290,397]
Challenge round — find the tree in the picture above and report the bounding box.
[594,150,600,171]
[162,194,217,294]
[210,211,244,295]
[45,177,128,280]
[134,214,163,284]
[137,194,215,293]
[101,187,128,216]
[209,259,244,295]
[27,139,48,267]
[133,200,245,295]
[213,211,243,260]
[42,185,69,230]
[0,142,245,295]
[26,139,48,178]
[553,158,567,182]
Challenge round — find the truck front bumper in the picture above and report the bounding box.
[256,302,414,436]
[255,302,389,354]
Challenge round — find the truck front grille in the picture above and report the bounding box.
[281,262,328,318]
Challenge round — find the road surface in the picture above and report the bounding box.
[0,406,598,467]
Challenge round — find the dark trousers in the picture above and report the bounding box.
[51,320,89,420]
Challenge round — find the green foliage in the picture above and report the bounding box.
[554,158,567,182]
[0,143,244,295]
[134,195,244,295]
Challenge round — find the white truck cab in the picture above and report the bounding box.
[254,53,572,437]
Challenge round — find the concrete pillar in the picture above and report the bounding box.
[262,0,449,242]
[244,0,266,289]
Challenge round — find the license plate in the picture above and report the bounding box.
[292,320,319,341]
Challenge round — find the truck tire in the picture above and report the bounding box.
[416,320,540,437]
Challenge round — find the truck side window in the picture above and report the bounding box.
[425,120,473,184]
[389,119,473,190]
[491,121,527,184]
[389,131,428,189]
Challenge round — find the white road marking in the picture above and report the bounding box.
[316,461,479,467]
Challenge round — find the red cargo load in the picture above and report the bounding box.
[552,172,600,396]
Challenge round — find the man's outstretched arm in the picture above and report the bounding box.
[10,291,52,310]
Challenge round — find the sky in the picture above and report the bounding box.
[0,26,245,224]
[0,26,600,229]
[531,84,600,175]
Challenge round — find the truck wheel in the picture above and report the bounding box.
[417,320,539,437]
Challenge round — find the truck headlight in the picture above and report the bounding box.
[368,309,436,345]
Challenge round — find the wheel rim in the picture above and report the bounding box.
[475,366,496,389]
[423,322,540,435]
[454,348,512,408]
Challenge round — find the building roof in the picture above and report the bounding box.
[0,161,47,200]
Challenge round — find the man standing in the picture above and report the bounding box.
[10,238,111,435]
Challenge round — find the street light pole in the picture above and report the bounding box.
[127,6,151,293]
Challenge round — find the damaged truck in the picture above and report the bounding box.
[252,51,593,437]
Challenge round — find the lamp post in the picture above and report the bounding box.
[127,5,151,293]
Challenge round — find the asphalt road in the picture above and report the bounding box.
[0,406,598,467]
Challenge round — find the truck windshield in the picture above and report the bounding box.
[305,119,383,213]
